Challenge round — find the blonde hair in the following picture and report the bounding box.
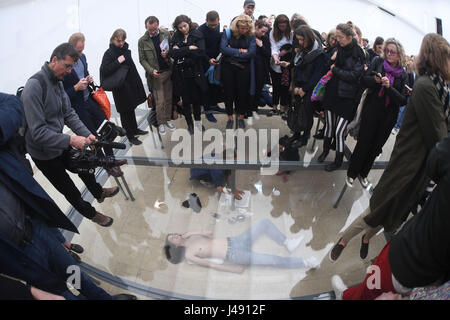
[326,29,336,48]
[381,38,407,68]
[230,14,254,38]
[110,29,127,43]
[415,33,450,81]
[68,33,85,47]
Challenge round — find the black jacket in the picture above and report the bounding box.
[389,134,450,288]
[331,40,365,99]
[169,29,209,97]
[293,41,326,93]
[99,43,146,114]
[198,23,222,70]
[63,53,90,113]
[255,34,272,85]
[362,56,408,110]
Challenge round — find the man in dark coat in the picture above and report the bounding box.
[0,92,135,300]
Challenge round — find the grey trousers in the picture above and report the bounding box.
[341,207,383,244]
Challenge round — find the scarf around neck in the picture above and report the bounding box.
[379,59,404,106]
[430,72,450,129]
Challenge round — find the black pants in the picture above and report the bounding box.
[270,69,290,107]
[183,102,202,125]
[181,76,203,125]
[33,151,102,219]
[348,102,398,179]
[204,83,222,112]
[222,62,251,116]
[120,110,138,139]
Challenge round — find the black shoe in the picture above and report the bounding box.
[70,251,81,264]
[226,120,234,130]
[70,243,84,254]
[325,152,344,172]
[136,129,149,135]
[318,137,331,163]
[292,139,307,149]
[329,239,345,263]
[313,129,325,140]
[187,124,194,135]
[129,136,142,145]
[330,138,336,151]
[360,235,369,260]
[112,294,137,300]
[238,119,245,129]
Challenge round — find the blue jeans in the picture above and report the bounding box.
[395,105,406,129]
[23,218,112,300]
[226,219,305,268]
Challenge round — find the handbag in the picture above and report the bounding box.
[287,96,308,133]
[311,70,333,102]
[147,90,156,109]
[89,83,111,120]
[101,65,129,91]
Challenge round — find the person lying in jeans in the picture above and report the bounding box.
[164,219,319,273]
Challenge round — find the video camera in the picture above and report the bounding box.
[66,121,128,174]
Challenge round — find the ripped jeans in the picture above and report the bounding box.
[226,219,305,268]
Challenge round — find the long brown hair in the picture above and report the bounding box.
[273,14,291,42]
[415,33,450,80]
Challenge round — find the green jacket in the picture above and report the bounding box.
[366,76,448,232]
[138,29,172,90]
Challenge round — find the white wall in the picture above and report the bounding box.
[1,0,448,95]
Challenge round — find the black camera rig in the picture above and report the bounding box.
[66,121,128,174]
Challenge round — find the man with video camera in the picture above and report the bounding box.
[21,43,118,227]
[0,92,136,300]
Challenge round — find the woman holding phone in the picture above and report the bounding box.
[346,38,408,188]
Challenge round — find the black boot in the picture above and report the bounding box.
[186,116,194,135]
[330,138,336,151]
[325,152,344,172]
[318,137,331,163]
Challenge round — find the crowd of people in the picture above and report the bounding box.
[0,0,449,300]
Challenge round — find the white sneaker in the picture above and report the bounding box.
[194,121,204,132]
[166,121,176,131]
[359,176,371,188]
[252,111,260,120]
[158,124,166,135]
[331,275,348,300]
[247,117,253,126]
[284,236,304,253]
[304,256,320,269]
[346,176,354,188]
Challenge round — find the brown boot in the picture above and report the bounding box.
[92,212,114,227]
[97,186,120,203]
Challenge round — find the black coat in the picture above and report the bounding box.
[255,34,271,85]
[99,43,146,114]
[332,40,365,99]
[169,29,209,98]
[362,57,408,110]
[389,134,450,288]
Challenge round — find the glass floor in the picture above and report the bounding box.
[54,105,395,300]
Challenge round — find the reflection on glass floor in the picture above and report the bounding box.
[67,111,395,299]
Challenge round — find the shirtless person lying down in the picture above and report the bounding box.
[164,219,320,273]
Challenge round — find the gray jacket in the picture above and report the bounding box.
[21,63,91,160]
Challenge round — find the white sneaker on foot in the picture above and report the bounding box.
[194,121,204,132]
[252,111,260,120]
[304,256,320,269]
[247,117,253,126]
[331,275,348,300]
[359,176,371,188]
[284,236,304,253]
[166,121,176,131]
[346,176,354,188]
[158,124,166,135]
